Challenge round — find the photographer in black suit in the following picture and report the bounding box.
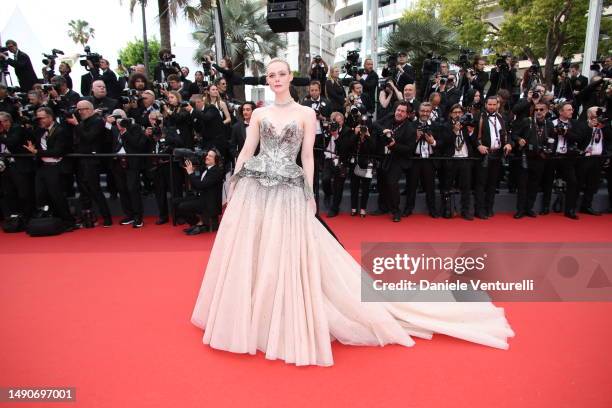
[98,59,120,99]
[69,100,113,227]
[46,76,80,120]
[404,102,442,219]
[374,101,413,222]
[180,149,224,235]
[395,52,416,92]
[323,111,352,217]
[22,107,76,230]
[84,80,119,113]
[473,96,513,219]
[0,112,36,220]
[1,40,38,91]
[154,49,181,83]
[513,101,554,218]
[575,106,611,216]
[229,102,256,161]
[108,110,148,228]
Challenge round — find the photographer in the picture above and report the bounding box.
[310,56,329,93]
[208,55,239,100]
[189,71,209,96]
[322,111,351,217]
[466,56,489,97]
[373,101,413,222]
[302,80,332,170]
[355,58,378,113]
[512,101,554,218]
[344,82,370,128]
[487,54,516,98]
[107,110,148,227]
[428,92,445,124]
[473,96,512,219]
[575,107,611,215]
[145,110,184,225]
[378,79,402,119]
[401,84,420,114]
[163,90,194,148]
[577,75,611,120]
[179,67,193,98]
[0,112,36,221]
[325,67,346,113]
[166,74,191,102]
[394,52,416,93]
[154,49,181,83]
[462,89,483,117]
[437,74,462,117]
[127,73,152,93]
[512,85,547,123]
[180,149,224,235]
[84,80,119,113]
[521,62,542,97]
[439,105,478,220]
[46,76,80,120]
[98,58,120,99]
[229,101,256,161]
[404,102,441,218]
[68,100,113,227]
[347,111,376,218]
[0,85,19,121]
[128,90,158,128]
[0,40,38,92]
[22,107,76,231]
[539,101,580,219]
[59,62,73,90]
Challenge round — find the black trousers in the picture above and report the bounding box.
[442,159,473,214]
[406,160,436,213]
[35,163,74,224]
[1,166,35,219]
[151,162,183,218]
[349,169,371,211]
[516,158,547,212]
[474,155,502,214]
[321,158,347,211]
[577,156,605,210]
[607,162,612,209]
[381,163,405,215]
[77,159,112,220]
[111,160,143,220]
[541,157,578,213]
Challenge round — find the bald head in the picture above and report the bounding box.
[92,80,107,98]
[76,100,95,120]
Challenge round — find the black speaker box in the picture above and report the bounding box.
[267,0,307,33]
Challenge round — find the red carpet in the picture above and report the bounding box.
[1,213,611,408]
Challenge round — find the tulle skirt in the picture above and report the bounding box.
[191,177,514,366]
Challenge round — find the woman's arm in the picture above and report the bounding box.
[379,90,391,108]
[301,108,317,213]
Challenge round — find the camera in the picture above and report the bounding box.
[343,49,360,77]
[456,48,474,70]
[553,121,569,136]
[174,147,205,166]
[41,49,64,66]
[79,46,102,68]
[161,52,176,68]
[329,121,339,132]
[200,57,212,76]
[61,105,78,119]
[439,75,448,85]
[381,53,399,80]
[532,91,540,100]
[41,84,54,92]
[459,113,477,127]
[417,122,432,135]
[422,52,442,76]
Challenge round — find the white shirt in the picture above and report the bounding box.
[453,131,469,158]
[310,98,323,134]
[200,165,214,181]
[586,127,604,156]
[487,114,502,150]
[415,121,435,158]
[553,119,569,154]
[40,126,62,163]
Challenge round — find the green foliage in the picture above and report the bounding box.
[386,11,459,82]
[117,38,161,78]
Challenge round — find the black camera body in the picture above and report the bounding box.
[173,147,204,166]
[459,113,477,127]
[344,50,361,77]
[79,46,102,68]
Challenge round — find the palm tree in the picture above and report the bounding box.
[192,0,285,100]
[123,0,192,52]
[67,20,95,46]
[386,15,458,84]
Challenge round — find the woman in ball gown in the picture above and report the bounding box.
[191,59,514,367]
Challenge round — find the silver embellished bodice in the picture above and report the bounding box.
[233,117,313,199]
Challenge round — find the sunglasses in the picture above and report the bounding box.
[534,108,545,111]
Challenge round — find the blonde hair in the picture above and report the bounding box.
[266,58,291,73]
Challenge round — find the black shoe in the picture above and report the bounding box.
[475,212,488,220]
[183,225,197,233]
[564,210,579,220]
[327,210,338,218]
[103,218,113,228]
[513,211,525,219]
[580,207,602,216]
[486,208,494,218]
[155,217,169,225]
[540,207,550,215]
[120,217,134,225]
[401,208,413,217]
[64,223,77,232]
[133,219,144,228]
[186,225,206,235]
[526,210,537,218]
[392,213,401,222]
[429,211,439,219]
[461,212,474,221]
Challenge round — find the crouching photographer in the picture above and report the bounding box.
[108,110,148,228]
[177,149,224,235]
[145,111,185,225]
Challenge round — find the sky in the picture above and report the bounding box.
[1,0,204,89]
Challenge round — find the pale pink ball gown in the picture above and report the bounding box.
[191,117,514,366]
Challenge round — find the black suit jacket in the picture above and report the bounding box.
[374,116,413,170]
[513,117,554,157]
[0,125,37,172]
[396,64,416,91]
[74,114,109,154]
[575,121,612,155]
[229,121,248,159]
[111,124,149,169]
[325,80,346,113]
[84,96,119,113]
[475,112,509,149]
[33,124,73,172]
[7,50,38,91]
[439,123,478,157]
[81,72,95,97]
[301,96,333,119]
[189,165,224,216]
